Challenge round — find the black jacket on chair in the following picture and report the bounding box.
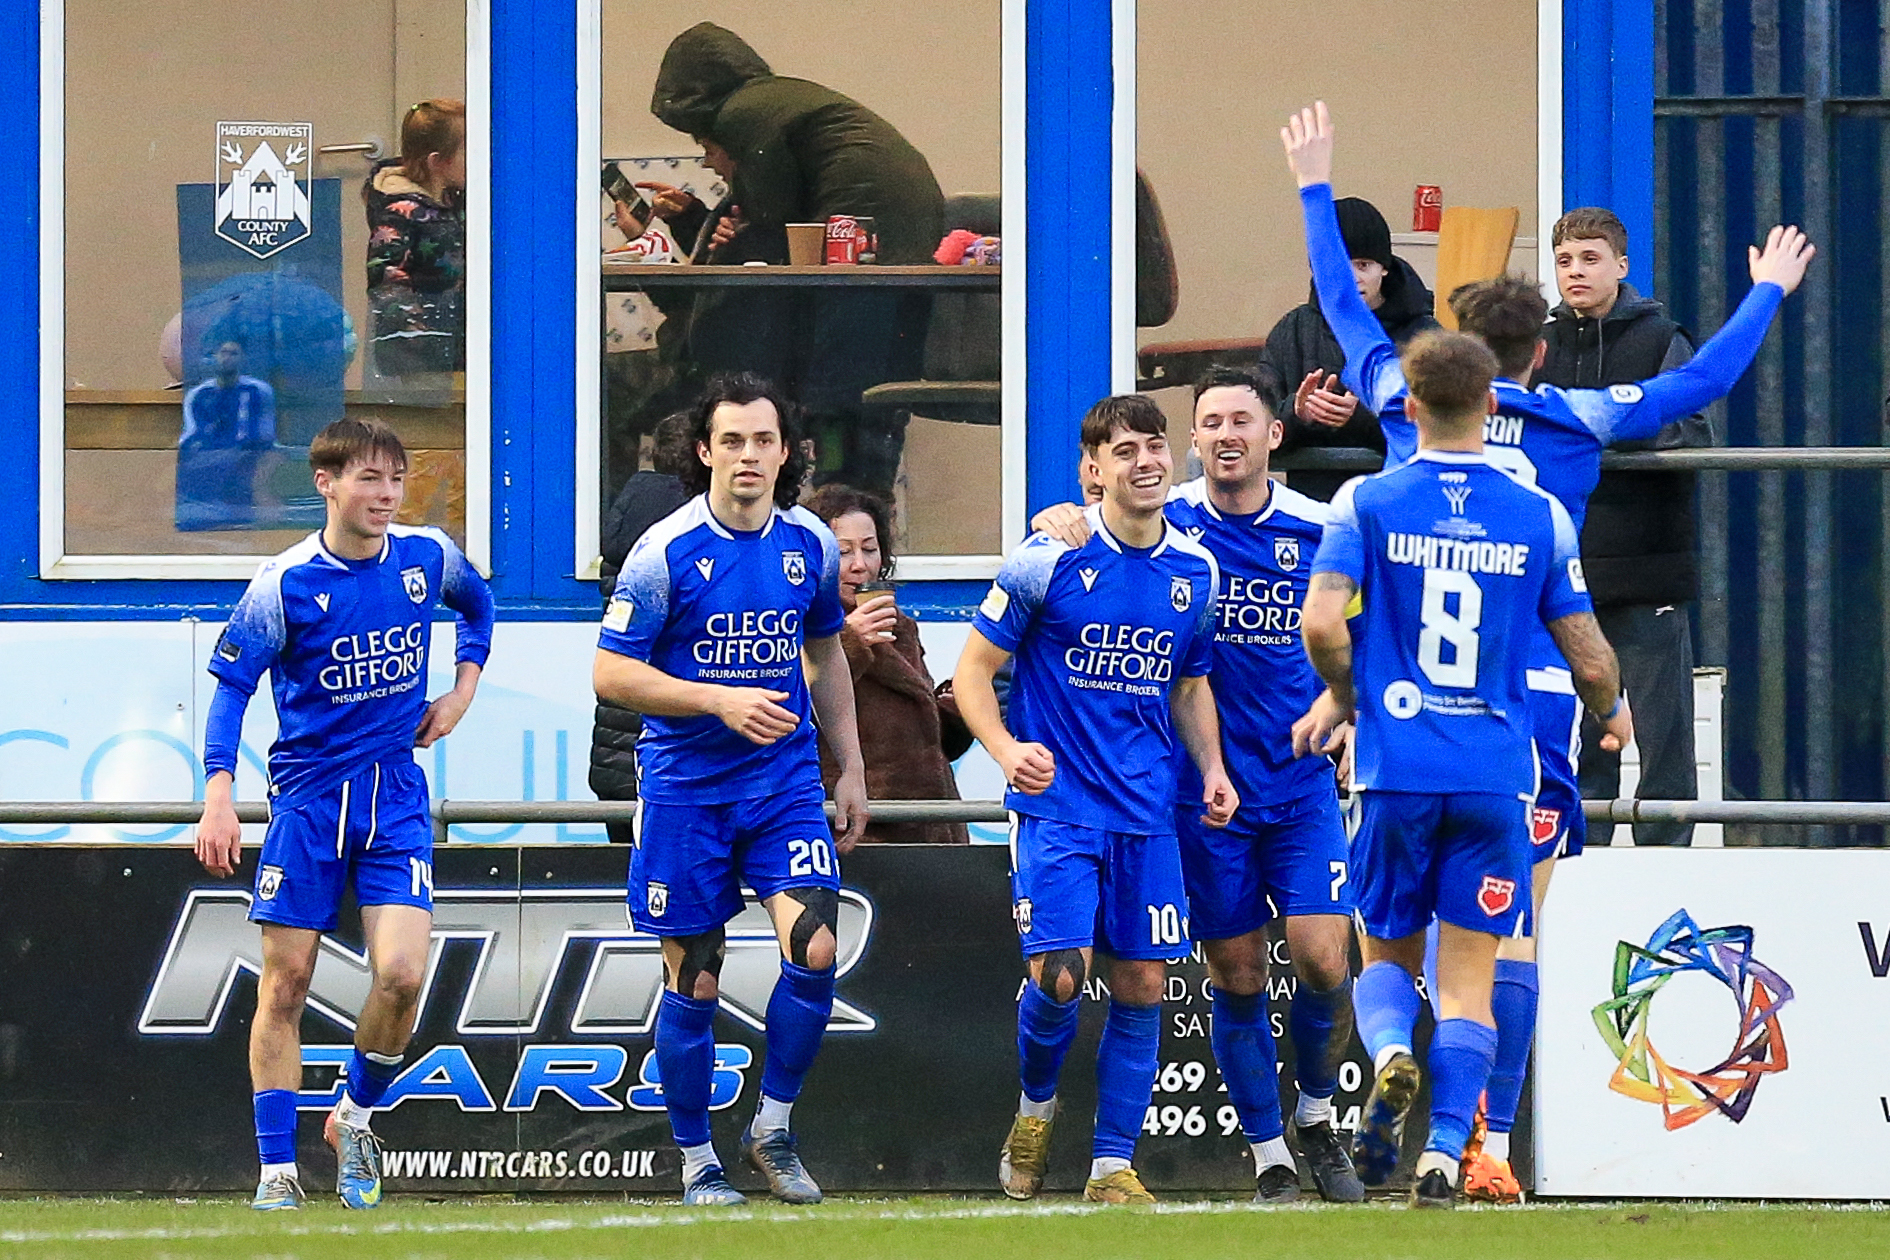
[1537,284,1709,608]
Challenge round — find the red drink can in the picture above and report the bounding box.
[825,215,861,265]
[1413,185,1443,232]
[854,215,878,264]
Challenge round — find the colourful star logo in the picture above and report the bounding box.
[1591,908,1793,1130]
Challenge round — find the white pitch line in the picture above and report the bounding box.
[2,1197,1879,1244]
[0,1198,1357,1245]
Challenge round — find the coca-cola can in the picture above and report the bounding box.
[1413,185,1443,233]
[825,215,862,265]
[854,215,878,264]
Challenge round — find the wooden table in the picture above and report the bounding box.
[601,262,1001,291]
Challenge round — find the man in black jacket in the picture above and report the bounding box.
[1537,207,1706,847]
[1259,196,1437,500]
[591,412,694,842]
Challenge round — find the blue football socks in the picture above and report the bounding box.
[759,961,835,1105]
[343,1047,402,1109]
[1487,958,1539,1136]
[1016,980,1080,1104]
[253,1089,298,1168]
[1289,975,1353,1103]
[1092,1000,1161,1161]
[1427,1017,1499,1160]
[1210,987,1284,1143]
[654,989,718,1148]
[1355,960,1422,1065]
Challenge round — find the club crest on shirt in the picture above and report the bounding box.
[1477,875,1517,917]
[646,881,669,918]
[782,550,807,584]
[401,566,428,604]
[1274,536,1300,570]
[1170,576,1192,612]
[1531,807,1562,845]
[257,865,285,901]
[1013,897,1033,935]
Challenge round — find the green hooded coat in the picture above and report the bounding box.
[651,23,946,264]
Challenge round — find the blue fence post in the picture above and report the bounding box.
[1563,0,1656,292]
[1023,0,1116,518]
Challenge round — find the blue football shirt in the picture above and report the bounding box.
[1299,179,1783,677]
[1312,452,1592,798]
[209,525,495,806]
[598,496,844,804]
[1165,478,1332,806]
[973,506,1220,834]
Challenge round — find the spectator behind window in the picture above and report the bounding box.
[806,485,969,845]
[591,412,696,843]
[650,23,946,497]
[1258,196,1436,499]
[1538,206,1708,848]
[365,99,467,382]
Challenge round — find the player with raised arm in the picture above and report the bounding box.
[1291,329,1629,1209]
[593,372,869,1208]
[1284,99,1814,1201]
[1031,369,1363,1203]
[955,394,1237,1206]
[194,418,495,1212]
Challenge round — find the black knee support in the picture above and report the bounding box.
[781,887,839,968]
[668,928,726,995]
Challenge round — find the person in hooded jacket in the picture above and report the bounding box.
[1259,196,1436,500]
[364,100,467,382]
[1537,206,1709,848]
[648,23,946,497]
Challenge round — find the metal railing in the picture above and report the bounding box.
[2,799,1888,836]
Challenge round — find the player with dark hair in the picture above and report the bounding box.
[955,393,1237,1205]
[195,417,495,1212]
[1030,366,1364,1203]
[1285,99,1814,1201]
[1292,326,1629,1209]
[593,372,869,1207]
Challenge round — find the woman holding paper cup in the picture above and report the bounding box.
[806,485,969,845]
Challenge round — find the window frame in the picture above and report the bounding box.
[572,0,1028,583]
[36,0,494,581]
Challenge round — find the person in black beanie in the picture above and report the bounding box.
[1259,196,1438,500]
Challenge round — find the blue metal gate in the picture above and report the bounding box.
[1654,0,1888,840]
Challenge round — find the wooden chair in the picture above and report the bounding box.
[1432,206,1520,328]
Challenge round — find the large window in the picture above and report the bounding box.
[1134,0,1548,490]
[44,0,487,578]
[583,3,1009,579]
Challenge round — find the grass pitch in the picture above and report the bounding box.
[0,1195,1885,1259]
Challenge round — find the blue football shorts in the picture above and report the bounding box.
[1529,683,1587,862]
[1350,790,1531,941]
[1008,814,1190,961]
[1177,783,1355,940]
[630,779,838,936]
[249,759,434,932]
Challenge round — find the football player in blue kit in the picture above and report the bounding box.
[194,418,495,1212]
[1291,324,1631,1209]
[593,373,869,1208]
[954,394,1238,1206]
[1031,369,1364,1204]
[1286,99,1815,1199]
